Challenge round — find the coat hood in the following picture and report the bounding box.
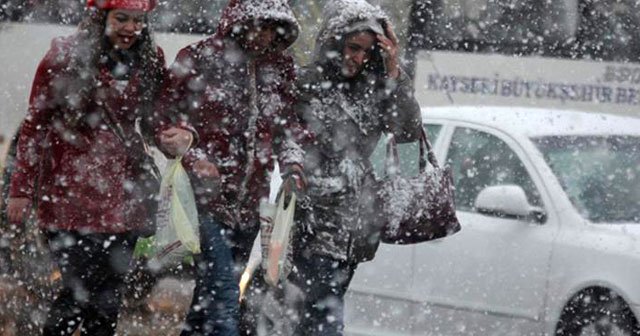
[313,0,389,77]
[216,0,300,53]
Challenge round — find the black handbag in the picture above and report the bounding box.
[378,129,461,244]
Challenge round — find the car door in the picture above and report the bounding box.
[410,124,556,335]
[345,124,444,336]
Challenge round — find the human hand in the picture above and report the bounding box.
[159,127,193,157]
[7,197,31,224]
[377,21,400,79]
[282,164,307,196]
[193,159,220,180]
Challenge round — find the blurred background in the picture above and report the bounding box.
[1,1,639,335]
[2,0,639,65]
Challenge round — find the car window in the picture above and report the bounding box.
[425,124,442,142]
[370,137,420,179]
[370,124,442,178]
[534,135,640,223]
[446,127,542,212]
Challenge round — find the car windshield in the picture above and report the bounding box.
[533,136,640,223]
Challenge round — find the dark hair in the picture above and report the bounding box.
[62,9,163,131]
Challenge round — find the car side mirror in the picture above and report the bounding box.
[474,185,547,223]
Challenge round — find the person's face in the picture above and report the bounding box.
[341,31,376,78]
[241,21,278,56]
[106,9,146,50]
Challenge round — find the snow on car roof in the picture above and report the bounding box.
[422,106,640,138]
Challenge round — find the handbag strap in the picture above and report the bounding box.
[385,128,440,176]
[384,133,400,175]
[100,101,161,178]
[419,128,439,170]
[101,105,128,145]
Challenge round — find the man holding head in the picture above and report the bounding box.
[287,0,423,334]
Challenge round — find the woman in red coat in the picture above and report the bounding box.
[6,0,193,334]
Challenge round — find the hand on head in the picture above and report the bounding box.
[341,20,400,79]
[377,21,400,79]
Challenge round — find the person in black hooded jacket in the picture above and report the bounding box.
[287,0,423,334]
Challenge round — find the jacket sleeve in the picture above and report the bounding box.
[270,55,309,171]
[382,68,423,143]
[9,48,60,199]
[142,47,197,143]
[153,46,201,163]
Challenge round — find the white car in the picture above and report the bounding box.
[345,106,640,336]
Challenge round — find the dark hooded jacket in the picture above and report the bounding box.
[158,0,306,231]
[293,0,423,263]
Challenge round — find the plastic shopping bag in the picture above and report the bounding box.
[263,192,296,287]
[258,198,276,271]
[238,185,283,299]
[239,234,262,302]
[149,159,200,269]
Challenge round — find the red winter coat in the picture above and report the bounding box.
[159,0,307,231]
[9,35,178,234]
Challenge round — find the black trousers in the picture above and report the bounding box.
[42,230,135,336]
[289,254,357,336]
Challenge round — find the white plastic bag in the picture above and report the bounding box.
[240,234,262,301]
[239,184,281,298]
[263,192,296,287]
[150,159,200,269]
[258,198,276,270]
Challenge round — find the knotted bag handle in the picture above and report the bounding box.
[385,128,439,176]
